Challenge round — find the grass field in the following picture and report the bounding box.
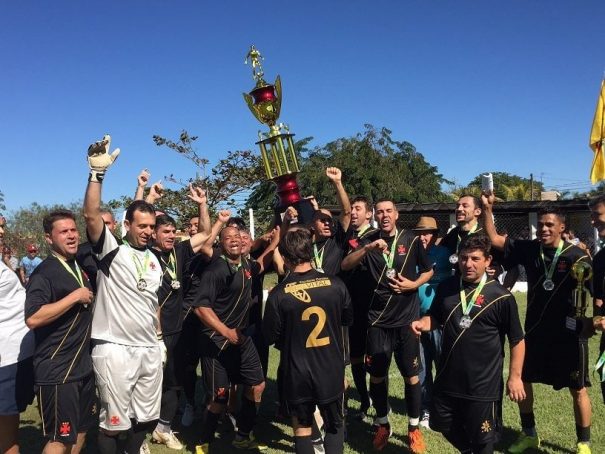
[17,291,605,453]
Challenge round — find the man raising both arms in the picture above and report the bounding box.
[84,135,164,454]
[342,199,433,453]
[482,192,593,454]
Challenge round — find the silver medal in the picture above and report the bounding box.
[137,278,147,291]
[386,268,397,279]
[449,254,459,264]
[459,315,472,329]
[171,280,181,290]
[542,279,555,291]
[316,268,325,273]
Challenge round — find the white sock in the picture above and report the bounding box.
[156,421,171,433]
[409,417,420,426]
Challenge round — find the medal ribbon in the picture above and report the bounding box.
[123,240,151,282]
[540,240,564,285]
[382,229,399,269]
[459,273,487,316]
[221,255,242,271]
[595,351,605,382]
[313,243,325,270]
[53,254,84,287]
[456,222,479,253]
[162,250,178,281]
[356,224,371,238]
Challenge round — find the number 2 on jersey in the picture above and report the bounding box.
[301,306,330,348]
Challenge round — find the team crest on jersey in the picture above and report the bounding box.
[91,403,97,415]
[285,278,331,303]
[397,245,406,255]
[412,357,419,368]
[365,355,372,367]
[150,262,157,270]
[349,238,359,249]
[475,295,485,306]
[59,422,71,436]
[110,415,120,425]
[557,261,568,272]
[244,269,252,279]
[217,387,227,398]
[481,420,491,433]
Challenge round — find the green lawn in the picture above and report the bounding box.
[18,292,605,453]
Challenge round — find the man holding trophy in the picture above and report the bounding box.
[482,193,594,454]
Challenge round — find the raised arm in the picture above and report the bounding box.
[326,167,351,231]
[187,185,213,252]
[84,135,120,244]
[134,169,150,201]
[197,210,230,258]
[341,238,387,271]
[255,226,281,274]
[480,191,506,250]
[145,181,164,205]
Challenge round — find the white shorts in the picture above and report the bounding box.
[92,341,162,430]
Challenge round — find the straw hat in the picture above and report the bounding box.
[413,216,438,231]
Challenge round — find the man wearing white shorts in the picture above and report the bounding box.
[83,135,165,454]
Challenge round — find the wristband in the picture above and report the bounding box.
[89,170,105,183]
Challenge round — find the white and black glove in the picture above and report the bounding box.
[157,333,168,367]
[87,134,120,183]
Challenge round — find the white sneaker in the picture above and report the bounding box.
[152,429,184,450]
[181,404,194,427]
[140,441,151,454]
[419,411,430,430]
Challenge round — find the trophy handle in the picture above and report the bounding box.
[274,76,282,119]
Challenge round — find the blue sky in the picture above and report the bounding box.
[1,1,604,213]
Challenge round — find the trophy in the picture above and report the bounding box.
[571,261,593,318]
[243,45,315,224]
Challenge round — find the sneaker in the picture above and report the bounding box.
[419,411,430,430]
[195,444,209,454]
[577,442,592,454]
[372,423,392,451]
[140,442,151,454]
[181,404,195,427]
[312,438,325,454]
[408,428,426,454]
[232,433,268,451]
[353,399,372,421]
[152,429,184,450]
[508,433,541,453]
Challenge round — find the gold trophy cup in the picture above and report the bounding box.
[571,261,593,319]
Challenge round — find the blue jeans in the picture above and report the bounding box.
[419,328,442,413]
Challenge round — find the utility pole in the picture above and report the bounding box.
[530,173,534,201]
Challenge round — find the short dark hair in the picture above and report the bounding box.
[537,206,566,224]
[589,194,605,210]
[227,217,246,230]
[352,196,372,212]
[279,229,313,266]
[155,214,176,230]
[459,234,491,258]
[458,194,482,210]
[125,200,156,223]
[43,210,76,234]
[374,197,395,208]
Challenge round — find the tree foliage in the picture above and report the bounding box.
[453,172,545,201]
[109,130,265,226]
[0,189,5,212]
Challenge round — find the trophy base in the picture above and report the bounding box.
[272,173,316,226]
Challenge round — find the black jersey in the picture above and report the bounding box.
[430,276,524,401]
[151,240,195,336]
[593,248,605,314]
[76,242,98,292]
[503,238,591,337]
[357,229,432,328]
[24,256,93,385]
[193,255,260,349]
[263,269,353,404]
[342,225,378,313]
[312,221,348,276]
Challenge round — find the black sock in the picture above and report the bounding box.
[159,388,179,426]
[126,420,155,454]
[369,380,389,418]
[576,425,590,443]
[294,435,315,454]
[200,409,221,444]
[405,381,421,420]
[520,411,536,436]
[236,397,258,436]
[351,363,370,408]
[323,423,344,454]
[471,442,494,454]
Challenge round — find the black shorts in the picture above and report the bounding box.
[523,334,590,390]
[349,316,368,359]
[201,335,264,404]
[162,332,182,390]
[430,393,502,445]
[289,396,344,433]
[365,325,422,378]
[0,357,34,415]
[36,374,98,444]
[174,315,202,388]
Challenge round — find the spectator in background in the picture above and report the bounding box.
[19,244,42,285]
[2,246,19,274]
[412,216,450,430]
[563,229,591,258]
